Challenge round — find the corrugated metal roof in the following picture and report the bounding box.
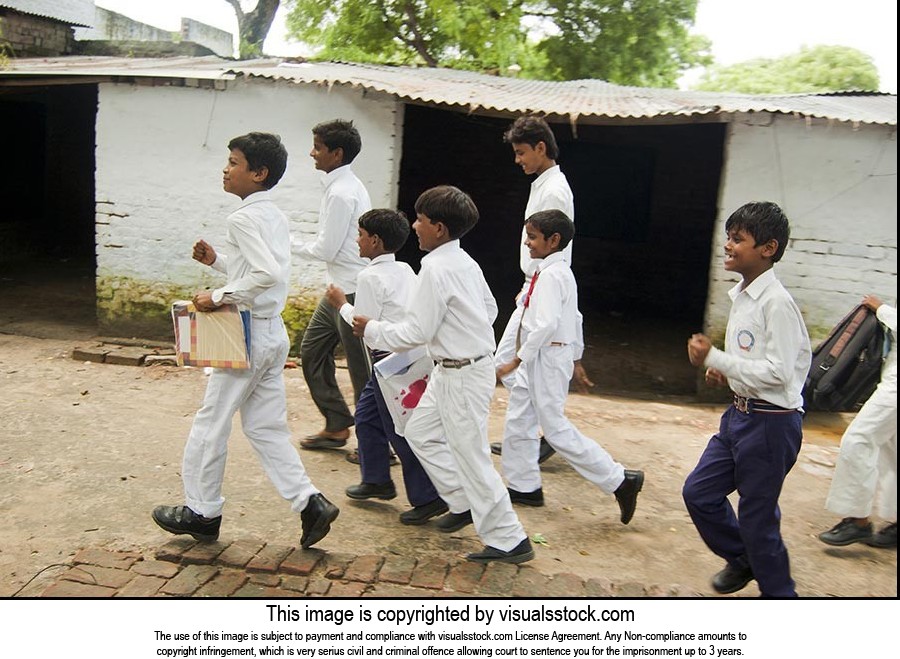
[1,0,94,27]
[3,56,896,126]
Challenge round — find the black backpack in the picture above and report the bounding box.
[803,304,886,412]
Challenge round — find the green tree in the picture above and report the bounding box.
[284,0,711,86]
[694,45,879,94]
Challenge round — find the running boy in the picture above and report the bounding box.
[491,115,592,466]
[153,132,339,549]
[683,201,811,597]
[292,119,371,452]
[325,209,447,526]
[353,186,533,564]
[495,210,644,522]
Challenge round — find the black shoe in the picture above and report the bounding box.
[345,481,397,500]
[300,493,340,549]
[490,437,556,463]
[712,563,755,594]
[152,505,221,542]
[435,510,473,533]
[818,518,873,546]
[466,538,535,564]
[864,523,897,548]
[614,469,644,525]
[508,487,544,507]
[399,499,449,525]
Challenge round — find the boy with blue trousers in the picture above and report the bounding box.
[683,201,811,597]
[152,132,339,550]
[325,209,447,526]
[353,186,533,564]
[495,210,644,524]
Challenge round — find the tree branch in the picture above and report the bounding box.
[402,1,438,66]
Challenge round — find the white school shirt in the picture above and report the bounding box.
[291,165,370,292]
[364,240,498,361]
[517,251,583,364]
[209,190,290,318]
[876,303,897,387]
[704,268,812,410]
[520,165,575,277]
[339,254,416,350]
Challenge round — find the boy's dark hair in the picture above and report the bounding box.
[359,208,410,252]
[414,185,479,240]
[228,132,288,189]
[526,209,575,249]
[503,115,560,160]
[725,201,791,263]
[312,119,362,164]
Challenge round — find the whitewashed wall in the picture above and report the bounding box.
[706,113,898,340]
[94,77,402,326]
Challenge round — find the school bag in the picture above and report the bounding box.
[802,304,886,412]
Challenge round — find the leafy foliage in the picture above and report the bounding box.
[694,45,879,94]
[284,0,711,86]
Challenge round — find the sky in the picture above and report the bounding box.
[94,0,898,93]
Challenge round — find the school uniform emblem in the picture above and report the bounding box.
[737,329,755,352]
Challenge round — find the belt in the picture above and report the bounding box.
[732,394,797,415]
[549,341,567,347]
[437,354,489,369]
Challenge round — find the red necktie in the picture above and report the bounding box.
[523,271,540,309]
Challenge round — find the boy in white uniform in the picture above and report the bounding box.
[496,210,644,525]
[353,186,533,564]
[153,132,339,550]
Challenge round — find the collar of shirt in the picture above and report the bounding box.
[368,253,397,267]
[421,239,461,263]
[728,268,776,302]
[322,164,354,190]
[233,189,273,211]
[537,251,567,273]
[531,164,561,192]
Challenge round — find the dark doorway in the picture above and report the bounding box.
[0,84,97,339]
[397,105,725,397]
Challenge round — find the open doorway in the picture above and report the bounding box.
[0,83,97,340]
[396,105,725,397]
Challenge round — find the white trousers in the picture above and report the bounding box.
[404,358,527,552]
[825,369,898,521]
[502,344,625,495]
[182,316,317,519]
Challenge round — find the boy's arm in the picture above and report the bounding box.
[704,300,806,390]
[291,195,353,263]
[516,275,563,364]
[363,268,444,352]
[868,296,897,332]
[212,215,278,307]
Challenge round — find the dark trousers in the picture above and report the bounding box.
[682,405,803,597]
[355,373,440,507]
[300,294,371,432]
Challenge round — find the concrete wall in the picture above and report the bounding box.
[74,7,170,42]
[93,77,401,338]
[706,113,898,341]
[181,17,232,59]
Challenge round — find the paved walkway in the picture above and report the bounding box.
[32,538,701,598]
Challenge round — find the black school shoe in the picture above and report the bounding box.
[508,487,545,507]
[490,438,556,464]
[152,505,221,542]
[435,510,473,533]
[711,563,755,594]
[399,499,449,525]
[614,469,644,524]
[818,518,873,546]
[300,493,340,549]
[345,481,397,500]
[863,522,896,548]
[466,538,535,564]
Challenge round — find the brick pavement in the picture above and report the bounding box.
[30,538,702,598]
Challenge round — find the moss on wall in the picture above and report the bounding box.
[282,293,320,356]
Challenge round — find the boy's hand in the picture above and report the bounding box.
[687,333,712,367]
[192,290,219,312]
[496,358,521,381]
[572,360,595,394]
[352,315,369,337]
[705,367,727,387]
[325,284,347,309]
[193,240,217,266]
[862,294,883,312]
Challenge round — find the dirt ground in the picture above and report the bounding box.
[0,330,896,599]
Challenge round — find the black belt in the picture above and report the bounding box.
[732,394,797,415]
[437,355,489,369]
